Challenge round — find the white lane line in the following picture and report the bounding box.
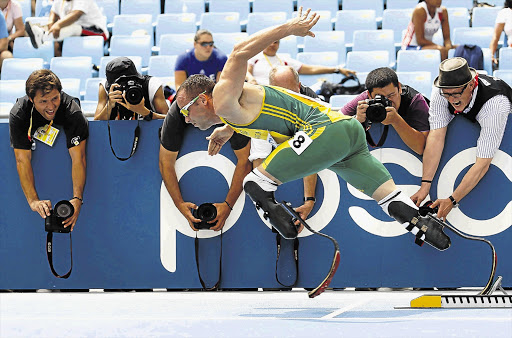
[321,299,370,319]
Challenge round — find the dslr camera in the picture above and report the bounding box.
[115,75,144,105]
[366,95,392,123]
[192,203,218,230]
[45,200,74,233]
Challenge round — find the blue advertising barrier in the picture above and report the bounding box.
[0,116,510,290]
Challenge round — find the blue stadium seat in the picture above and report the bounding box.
[98,56,143,78]
[120,0,161,23]
[499,47,512,70]
[109,35,152,67]
[50,56,92,92]
[16,0,31,21]
[452,27,494,50]
[96,0,120,30]
[382,9,413,46]
[213,32,248,55]
[335,10,376,46]
[80,100,98,118]
[446,7,470,37]
[471,7,502,28]
[35,0,53,17]
[165,0,205,24]
[296,51,339,86]
[442,0,474,10]
[0,58,44,81]
[148,55,178,77]
[342,0,384,24]
[493,69,512,87]
[156,14,197,45]
[303,31,346,65]
[62,36,105,66]
[330,94,358,109]
[278,36,298,59]
[112,14,154,46]
[353,29,396,68]
[246,12,287,35]
[346,51,389,72]
[396,71,432,99]
[209,0,250,23]
[13,37,54,66]
[0,80,28,104]
[252,0,294,18]
[84,78,106,101]
[200,12,240,33]
[396,49,441,82]
[482,47,493,74]
[60,78,82,99]
[158,33,195,56]
[297,0,339,15]
[0,101,13,116]
[385,0,412,10]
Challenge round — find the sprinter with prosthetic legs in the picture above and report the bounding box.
[176,8,451,251]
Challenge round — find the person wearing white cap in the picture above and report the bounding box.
[412,57,512,219]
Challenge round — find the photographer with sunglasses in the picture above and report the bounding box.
[174,29,228,91]
[411,57,512,220]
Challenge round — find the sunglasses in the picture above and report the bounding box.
[180,91,206,117]
[199,41,214,47]
[440,83,469,99]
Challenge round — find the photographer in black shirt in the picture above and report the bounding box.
[9,69,88,231]
[94,57,169,121]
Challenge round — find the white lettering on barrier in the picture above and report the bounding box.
[159,151,244,273]
[254,169,341,237]
[438,148,512,236]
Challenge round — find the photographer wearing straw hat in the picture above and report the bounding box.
[412,57,511,220]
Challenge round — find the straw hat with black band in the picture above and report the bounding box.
[434,57,478,89]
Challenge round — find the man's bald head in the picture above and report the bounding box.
[269,66,301,93]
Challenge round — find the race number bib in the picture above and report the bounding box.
[288,131,312,155]
[33,124,59,147]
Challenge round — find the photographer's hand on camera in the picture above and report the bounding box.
[30,199,52,219]
[355,100,369,123]
[177,201,202,230]
[209,202,231,231]
[380,106,399,126]
[118,91,149,116]
[63,197,82,231]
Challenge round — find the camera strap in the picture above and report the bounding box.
[364,123,389,147]
[107,120,140,161]
[275,233,299,287]
[46,232,73,279]
[194,229,223,291]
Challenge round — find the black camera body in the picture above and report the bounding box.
[115,75,144,105]
[192,203,218,230]
[45,200,74,233]
[366,95,392,123]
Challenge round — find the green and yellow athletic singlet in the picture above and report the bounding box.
[220,85,352,144]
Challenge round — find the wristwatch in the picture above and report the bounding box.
[144,110,153,121]
[448,195,459,208]
[304,197,316,203]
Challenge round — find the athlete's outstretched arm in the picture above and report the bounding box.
[213,7,319,116]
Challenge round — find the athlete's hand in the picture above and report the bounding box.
[177,201,202,231]
[207,125,234,155]
[287,7,319,38]
[431,198,453,221]
[411,185,430,206]
[209,202,231,231]
[30,199,52,219]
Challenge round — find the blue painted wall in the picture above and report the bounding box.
[0,117,510,289]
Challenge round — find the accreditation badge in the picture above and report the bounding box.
[33,124,59,147]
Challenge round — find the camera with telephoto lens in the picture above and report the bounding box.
[366,94,392,123]
[192,203,218,229]
[115,75,144,105]
[45,200,74,233]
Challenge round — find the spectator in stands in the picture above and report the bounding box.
[174,29,228,90]
[159,100,251,231]
[411,57,511,219]
[9,69,88,231]
[0,13,8,59]
[24,0,108,56]
[246,39,355,85]
[0,0,26,70]
[342,67,430,155]
[490,0,512,66]
[402,0,454,61]
[94,57,169,121]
